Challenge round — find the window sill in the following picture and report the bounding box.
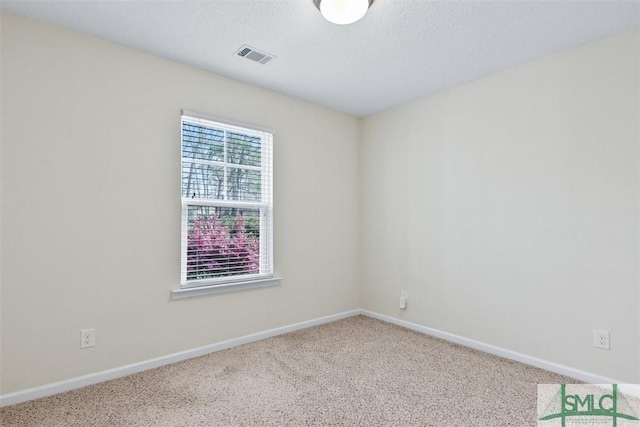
[171,277,282,300]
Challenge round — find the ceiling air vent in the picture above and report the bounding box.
[235,45,276,65]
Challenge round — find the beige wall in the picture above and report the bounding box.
[0,13,361,394]
[361,31,640,382]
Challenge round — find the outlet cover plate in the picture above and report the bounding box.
[81,328,95,349]
[594,329,609,350]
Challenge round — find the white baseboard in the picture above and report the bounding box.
[0,309,362,407]
[3,308,637,407]
[361,310,639,396]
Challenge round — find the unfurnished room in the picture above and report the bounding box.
[0,0,639,426]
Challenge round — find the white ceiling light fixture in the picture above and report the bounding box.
[313,0,373,25]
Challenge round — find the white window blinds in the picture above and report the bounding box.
[180,111,273,288]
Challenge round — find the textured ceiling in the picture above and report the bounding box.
[2,0,639,117]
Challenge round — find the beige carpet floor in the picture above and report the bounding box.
[1,315,577,426]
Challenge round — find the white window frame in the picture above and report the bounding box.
[172,110,279,299]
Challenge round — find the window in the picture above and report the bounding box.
[179,111,274,293]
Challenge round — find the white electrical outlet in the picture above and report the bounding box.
[399,291,408,310]
[594,329,609,350]
[81,328,95,349]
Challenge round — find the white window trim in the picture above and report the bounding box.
[174,110,278,299]
[171,277,282,299]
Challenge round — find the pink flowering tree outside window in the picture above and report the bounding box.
[187,210,260,281]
